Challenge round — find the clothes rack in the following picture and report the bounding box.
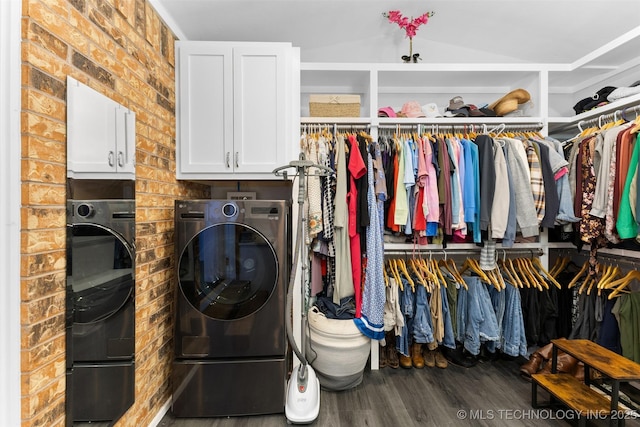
[384,248,544,259]
[576,103,640,132]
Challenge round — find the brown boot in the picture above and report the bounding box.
[424,348,436,368]
[387,344,400,369]
[520,352,544,378]
[536,342,555,360]
[411,343,425,369]
[435,349,448,369]
[379,344,388,368]
[399,352,412,369]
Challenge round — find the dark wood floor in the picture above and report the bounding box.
[157,355,639,427]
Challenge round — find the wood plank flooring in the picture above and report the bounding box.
[157,355,620,427]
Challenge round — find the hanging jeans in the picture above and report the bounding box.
[440,284,456,349]
[413,285,435,344]
[501,282,529,357]
[459,276,500,355]
[397,279,414,357]
[485,285,506,353]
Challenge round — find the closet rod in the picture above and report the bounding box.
[300,123,369,128]
[577,103,640,130]
[384,248,543,258]
[553,248,640,270]
[378,122,544,132]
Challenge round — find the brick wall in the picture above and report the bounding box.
[21,0,208,425]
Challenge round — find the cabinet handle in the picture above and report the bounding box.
[235,152,239,168]
[108,151,115,167]
[117,151,125,167]
[226,152,230,168]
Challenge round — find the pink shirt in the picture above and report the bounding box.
[347,134,366,317]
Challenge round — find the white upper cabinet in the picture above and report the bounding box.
[67,76,135,180]
[176,41,298,180]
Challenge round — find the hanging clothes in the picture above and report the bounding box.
[333,133,354,304]
[353,151,385,340]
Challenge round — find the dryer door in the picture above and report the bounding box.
[178,223,278,320]
[67,224,134,324]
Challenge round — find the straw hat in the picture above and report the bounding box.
[489,89,531,116]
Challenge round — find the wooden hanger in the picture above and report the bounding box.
[516,258,540,289]
[567,260,589,288]
[607,277,634,299]
[498,258,519,288]
[432,259,448,289]
[460,258,491,283]
[382,259,390,287]
[549,256,570,278]
[579,273,596,295]
[530,258,548,289]
[505,257,524,288]
[531,258,560,289]
[597,264,620,292]
[396,259,415,291]
[409,258,428,289]
[414,257,435,285]
[387,259,403,291]
[604,269,640,298]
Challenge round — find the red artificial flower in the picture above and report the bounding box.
[383,9,434,39]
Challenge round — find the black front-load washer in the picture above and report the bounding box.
[66,199,135,422]
[172,199,289,417]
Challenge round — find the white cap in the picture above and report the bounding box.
[422,103,442,118]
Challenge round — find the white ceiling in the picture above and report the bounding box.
[151,0,640,64]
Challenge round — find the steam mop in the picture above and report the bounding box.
[274,154,333,424]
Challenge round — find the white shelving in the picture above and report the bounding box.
[300,27,640,140]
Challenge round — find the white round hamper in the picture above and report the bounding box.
[306,306,370,391]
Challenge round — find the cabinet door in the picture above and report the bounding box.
[114,106,135,178]
[67,76,135,180]
[177,43,233,174]
[233,45,289,173]
[67,77,118,176]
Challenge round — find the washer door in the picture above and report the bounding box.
[67,224,134,324]
[178,223,278,320]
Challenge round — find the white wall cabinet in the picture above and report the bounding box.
[176,41,298,180]
[67,76,135,180]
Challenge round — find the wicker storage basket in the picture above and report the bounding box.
[309,94,361,117]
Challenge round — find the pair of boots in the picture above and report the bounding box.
[519,341,585,380]
[399,342,447,369]
[379,332,400,369]
[424,347,448,369]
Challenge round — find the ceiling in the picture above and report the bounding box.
[151,0,640,64]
